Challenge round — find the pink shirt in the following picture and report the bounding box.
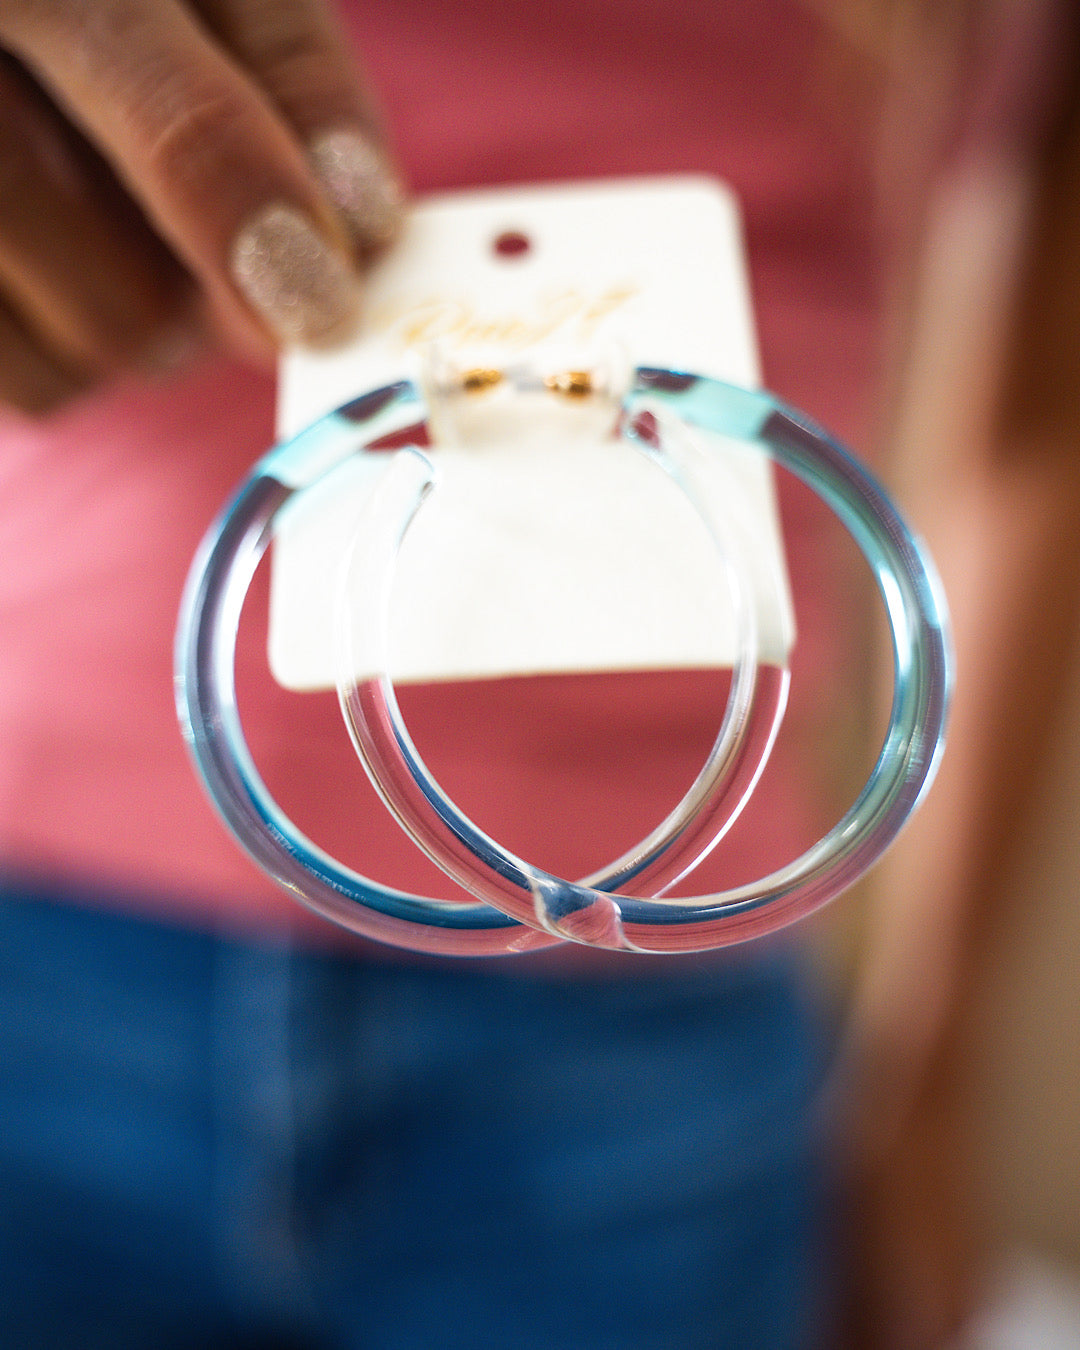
[0,0,881,946]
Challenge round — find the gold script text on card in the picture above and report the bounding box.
[368,285,640,353]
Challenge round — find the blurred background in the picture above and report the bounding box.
[816,1,1080,1344]
[2,1,1080,1346]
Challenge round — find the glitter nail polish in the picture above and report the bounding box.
[310,130,405,248]
[230,204,361,345]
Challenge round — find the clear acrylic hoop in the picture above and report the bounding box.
[176,369,950,955]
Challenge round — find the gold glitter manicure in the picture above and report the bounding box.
[310,130,405,248]
[230,204,361,346]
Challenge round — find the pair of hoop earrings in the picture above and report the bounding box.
[176,363,950,956]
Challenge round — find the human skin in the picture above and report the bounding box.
[0,0,403,412]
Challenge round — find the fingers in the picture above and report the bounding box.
[0,51,200,414]
[0,53,194,382]
[0,0,399,356]
[194,0,404,252]
[0,295,87,414]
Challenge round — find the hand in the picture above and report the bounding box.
[0,0,403,413]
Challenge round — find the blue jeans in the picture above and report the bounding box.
[0,887,833,1348]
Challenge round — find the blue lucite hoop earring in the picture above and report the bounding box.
[176,368,950,955]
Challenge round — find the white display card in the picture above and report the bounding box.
[271,177,795,689]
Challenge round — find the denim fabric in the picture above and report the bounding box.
[0,889,832,1349]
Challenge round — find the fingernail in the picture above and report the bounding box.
[309,130,405,249]
[230,204,361,346]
